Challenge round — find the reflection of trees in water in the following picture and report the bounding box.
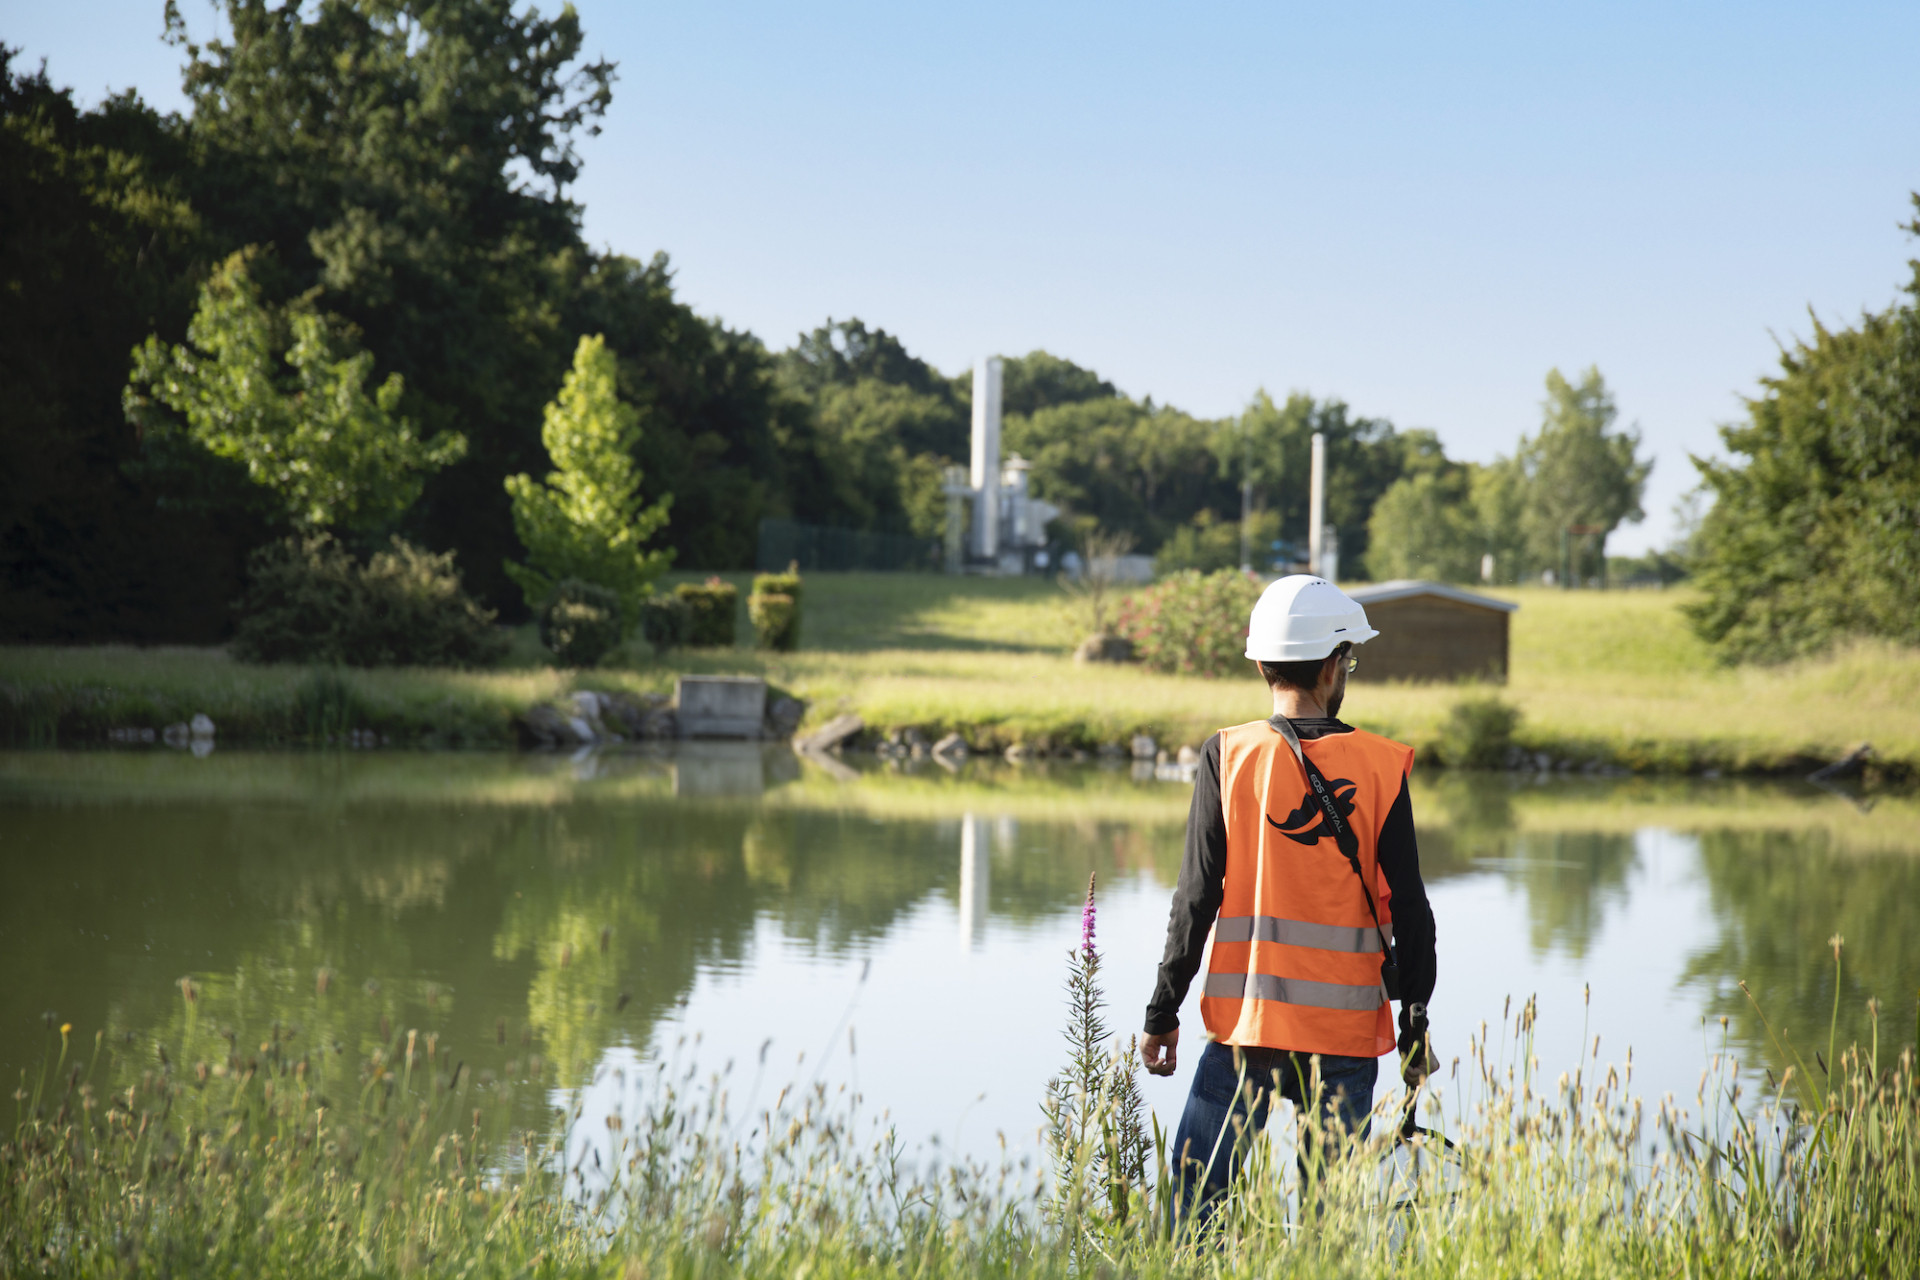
[1414,773,1518,875]
[1682,830,1920,1081]
[14,770,1918,1129]
[0,792,1184,1114]
[1495,832,1639,961]
[1412,774,1636,960]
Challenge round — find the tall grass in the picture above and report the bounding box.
[7,927,1915,1278]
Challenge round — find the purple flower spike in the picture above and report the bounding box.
[1080,872,1097,955]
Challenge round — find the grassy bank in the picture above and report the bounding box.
[4,576,1917,778]
[7,949,1915,1278]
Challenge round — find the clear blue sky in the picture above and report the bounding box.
[13,0,1920,553]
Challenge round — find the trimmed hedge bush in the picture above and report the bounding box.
[539,579,622,668]
[232,535,505,668]
[748,563,802,650]
[640,594,689,651]
[674,579,737,648]
[751,565,803,608]
[749,593,798,651]
[1115,569,1262,678]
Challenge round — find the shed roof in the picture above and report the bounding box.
[1344,579,1520,614]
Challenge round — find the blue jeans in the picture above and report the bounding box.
[1169,1040,1378,1228]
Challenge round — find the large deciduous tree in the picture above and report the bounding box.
[168,0,613,599]
[0,51,275,640]
[996,351,1118,419]
[1365,444,1483,582]
[774,318,968,538]
[1008,398,1221,552]
[1516,368,1651,582]
[1687,237,1920,661]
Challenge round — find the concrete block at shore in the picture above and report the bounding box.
[676,675,768,739]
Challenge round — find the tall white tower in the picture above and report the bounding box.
[1308,431,1327,578]
[969,357,1003,559]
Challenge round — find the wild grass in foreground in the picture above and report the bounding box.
[5,924,1915,1279]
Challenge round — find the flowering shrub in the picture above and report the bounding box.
[1043,873,1151,1249]
[1115,568,1263,678]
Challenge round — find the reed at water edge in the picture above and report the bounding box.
[4,927,1915,1278]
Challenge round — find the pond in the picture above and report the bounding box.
[2,748,1915,1163]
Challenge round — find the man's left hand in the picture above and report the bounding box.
[1141,1028,1179,1077]
[1399,1005,1434,1086]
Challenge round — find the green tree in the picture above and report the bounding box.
[127,250,466,532]
[779,317,955,406]
[1366,469,1482,581]
[1154,509,1283,575]
[997,351,1118,418]
[168,0,799,589]
[805,380,961,536]
[1008,398,1222,551]
[571,257,829,572]
[0,51,277,641]
[1687,297,1919,660]
[1209,390,1410,575]
[504,334,671,622]
[773,317,968,537]
[1516,368,1651,584]
[1471,458,1531,584]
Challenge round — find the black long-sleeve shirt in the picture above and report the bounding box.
[1144,719,1436,1043]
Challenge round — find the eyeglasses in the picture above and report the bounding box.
[1344,655,1359,674]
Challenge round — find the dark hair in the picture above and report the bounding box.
[1258,642,1351,692]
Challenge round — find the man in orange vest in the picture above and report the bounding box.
[1139,574,1436,1218]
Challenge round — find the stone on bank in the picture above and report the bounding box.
[514,678,806,750]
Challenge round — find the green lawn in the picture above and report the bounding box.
[4,574,1917,776]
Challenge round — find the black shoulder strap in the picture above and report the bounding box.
[1268,716,1392,955]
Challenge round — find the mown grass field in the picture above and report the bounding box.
[4,574,1917,775]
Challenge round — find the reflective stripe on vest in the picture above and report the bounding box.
[1202,971,1385,1012]
[1199,719,1414,1059]
[1213,915,1394,953]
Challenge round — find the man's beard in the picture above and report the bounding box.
[1325,680,1345,719]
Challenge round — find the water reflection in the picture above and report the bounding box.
[0,752,1914,1148]
[958,815,990,949]
[1684,828,1920,1072]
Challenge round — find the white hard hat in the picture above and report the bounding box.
[1244,575,1379,662]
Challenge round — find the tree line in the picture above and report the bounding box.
[3,0,1913,664]
[0,0,1650,644]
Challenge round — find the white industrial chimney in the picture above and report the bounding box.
[969,357,1003,559]
[1308,431,1327,578]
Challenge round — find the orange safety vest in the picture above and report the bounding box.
[1199,719,1414,1059]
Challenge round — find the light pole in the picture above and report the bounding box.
[1239,417,1253,573]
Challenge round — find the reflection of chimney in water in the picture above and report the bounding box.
[959,814,991,949]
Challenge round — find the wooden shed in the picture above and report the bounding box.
[1343,580,1518,683]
